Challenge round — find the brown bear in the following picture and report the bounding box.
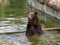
[26,12,43,36]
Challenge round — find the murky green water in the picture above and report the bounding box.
[0,0,60,45]
[0,16,60,45]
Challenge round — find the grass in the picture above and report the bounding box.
[0,0,28,19]
[38,17,59,28]
[40,20,58,28]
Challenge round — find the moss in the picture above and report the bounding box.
[44,22,58,28]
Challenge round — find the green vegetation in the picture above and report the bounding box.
[7,0,28,17]
[0,0,28,19]
[39,17,59,28]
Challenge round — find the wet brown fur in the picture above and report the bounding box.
[26,12,43,36]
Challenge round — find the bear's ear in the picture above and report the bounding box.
[34,12,37,15]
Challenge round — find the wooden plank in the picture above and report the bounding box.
[42,28,60,31]
[0,31,26,34]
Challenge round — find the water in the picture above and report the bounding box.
[0,32,56,45]
[0,16,59,45]
[0,17,29,34]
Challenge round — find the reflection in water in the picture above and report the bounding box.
[0,30,57,45]
[27,35,40,45]
[26,32,56,45]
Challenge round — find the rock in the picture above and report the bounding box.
[38,0,60,10]
[48,0,60,10]
[38,0,50,4]
[38,0,45,4]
